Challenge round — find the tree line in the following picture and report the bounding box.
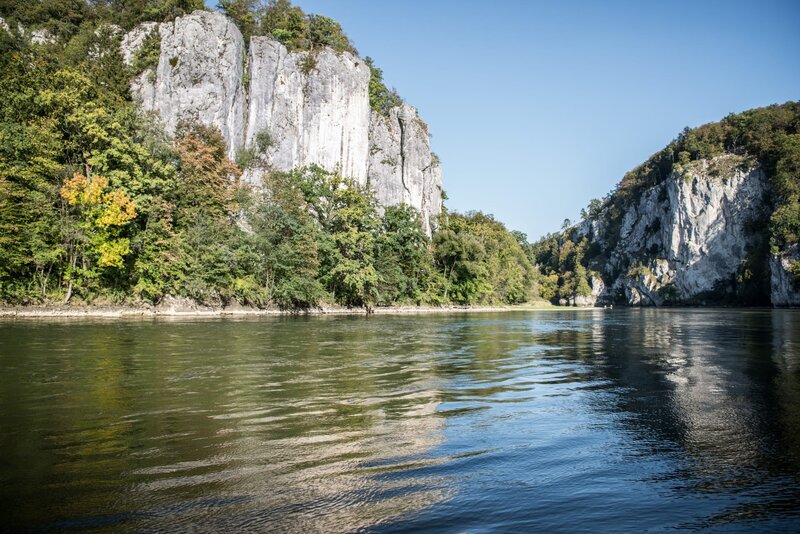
[0,1,545,308]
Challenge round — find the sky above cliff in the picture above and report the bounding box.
[208,0,800,240]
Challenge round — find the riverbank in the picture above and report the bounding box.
[0,301,585,319]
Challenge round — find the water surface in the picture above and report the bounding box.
[1,309,799,531]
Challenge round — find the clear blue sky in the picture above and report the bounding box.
[208,0,799,240]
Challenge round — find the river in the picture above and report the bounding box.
[1,309,799,531]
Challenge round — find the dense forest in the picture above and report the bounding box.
[0,0,544,309]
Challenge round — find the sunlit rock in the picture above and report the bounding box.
[122,10,443,234]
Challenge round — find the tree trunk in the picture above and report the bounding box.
[40,264,52,298]
[63,252,77,304]
[63,281,73,304]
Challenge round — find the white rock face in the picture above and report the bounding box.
[246,38,370,186]
[619,259,673,306]
[572,275,604,307]
[122,10,442,234]
[771,245,800,306]
[588,155,771,305]
[30,28,55,44]
[125,11,245,159]
[368,105,443,233]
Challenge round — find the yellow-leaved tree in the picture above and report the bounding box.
[60,172,136,302]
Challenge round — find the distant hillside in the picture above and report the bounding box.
[532,102,800,307]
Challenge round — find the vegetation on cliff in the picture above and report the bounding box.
[532,102,800,304]
[217,1,402,116]
[0,2,541,308]
[218,0,356,54]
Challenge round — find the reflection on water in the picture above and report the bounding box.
[1,310,799,531]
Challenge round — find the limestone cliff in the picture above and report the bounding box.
[368,104,443,234]
[123,13,246,156]
[573,154,796,306]
[771,245,800,306]
[245,38,370,185]
[121,10,442,234]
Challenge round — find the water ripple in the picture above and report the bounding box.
[1,310,799,531]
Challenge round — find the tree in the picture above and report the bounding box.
[374,204,435,304]
[245,171,325,308]
[321,181,380,307]
[60,172,137,302]
[277,165,380,307]
[166,122,244,304]
[308,14,354,53]
[257,0,309,51]
[173,121,240,222]
[218,0,258,42]
[364,57,402,116]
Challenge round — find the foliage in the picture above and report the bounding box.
[280,166,380,307]
[0,0,90,41]
[217,0,258,42]
[0,1,206,37]
[307,14,353,54]
[0,47,169,302]
[219,0,356,54]
[374,205,441,305]
[530,231,593,303]
[434,211,539,305]
[249,166,447,308]
[60,172,137,269]
[132,29,161,74]
[236,129,274,170]
[96,1,204,29]
[365,56,402,117]
[245,175,324,308]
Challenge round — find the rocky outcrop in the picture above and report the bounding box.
[245,38,370,185]
[771,245,800,307]
[368,104,443,233]
[29,27,55,45]
[577,155,775,306]
[560,275,604,307]
[123,11,246,158]
[121,10,442,233]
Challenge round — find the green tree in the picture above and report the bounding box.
[281,165,380,307]
[374,204,435,304]
[218,0,258,42]
[364,57,402,116]
[308,14,354,53]
[245,171,325,308]
[257,0,309,51]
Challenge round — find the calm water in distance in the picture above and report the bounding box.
[1,309,799,532]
